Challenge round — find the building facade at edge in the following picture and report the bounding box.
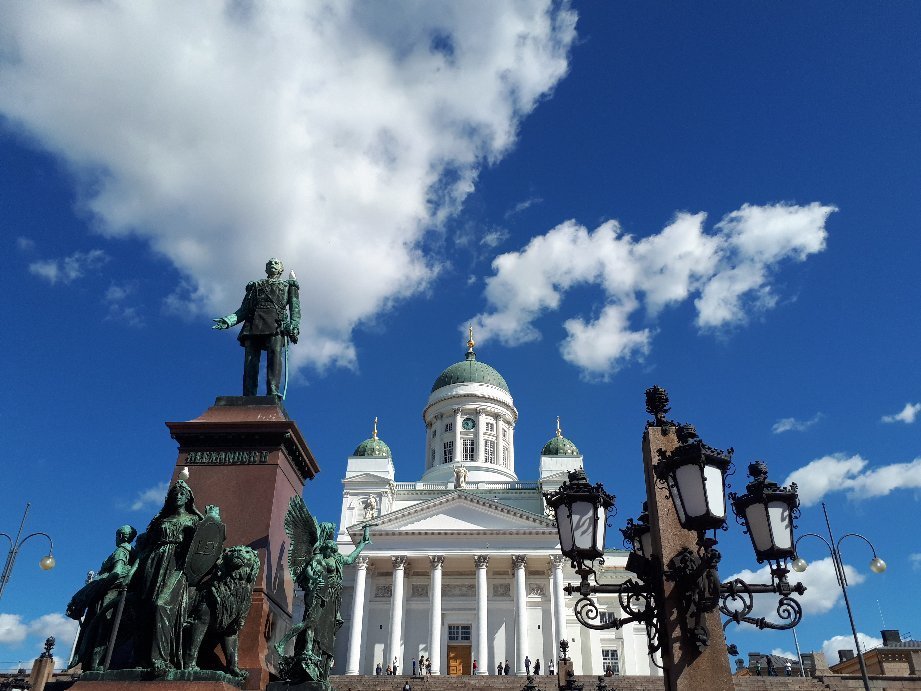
[330,339,659,677]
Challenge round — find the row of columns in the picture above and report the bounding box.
[345,554,568,675]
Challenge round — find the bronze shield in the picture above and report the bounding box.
[184,515,226,585]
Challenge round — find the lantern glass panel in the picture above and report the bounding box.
[744,503,773,553]
[767,500,793,550]
[594,504,607,553]
[703,464,726,518]
[639,531,653,558]
[557,506,574,554]
[666,476,686,523]
[571,500,596,551]
[675,464,707,518]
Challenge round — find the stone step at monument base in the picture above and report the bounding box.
[327,675,837,691]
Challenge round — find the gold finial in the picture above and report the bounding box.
[373,416,378,440]
[467,325,475,350]
[556,416,562,437]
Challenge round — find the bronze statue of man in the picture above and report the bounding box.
[213,258,300,397]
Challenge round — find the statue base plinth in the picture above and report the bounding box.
[72,668,243,689]
[266,682,330,691]
[167,397,320,690]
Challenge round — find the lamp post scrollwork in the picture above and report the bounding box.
[0,503,56,601]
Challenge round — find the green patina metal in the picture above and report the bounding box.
[541,435,581,456]
[430,349,510,393]
[352,437,391,457]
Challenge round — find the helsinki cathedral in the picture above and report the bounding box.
[330,333,660,678]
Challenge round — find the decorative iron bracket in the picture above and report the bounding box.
[719,564,806,631]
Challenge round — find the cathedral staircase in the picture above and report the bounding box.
[328,674,839,691]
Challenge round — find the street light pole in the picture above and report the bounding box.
[0,503,56,601]
[792,502,887,691]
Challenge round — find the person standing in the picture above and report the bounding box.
[497,662,503,675]
[524,656,531,674]
[548,660,554,676]
[472,659,477,675]
[533,659,541,675]
[784,661,792,676]
[426,658,431,675]
[504,660,510,675]
[767,657,776,676]
[412,658,417,676]
[393,657,399,675]
[376,662,382,676]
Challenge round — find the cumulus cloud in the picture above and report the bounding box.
[772,413,823,434]
[882,402,921,424]
[727,557,864,621]
[0,614,27,645]
[0,2,577,371]
[822,633,882,664]
[129,481,169,512]
[771,649,797,661]
[27,613,77,643]
[28,249,109,285]
[785,453,921,506]
[910,553,921,572]
[469,203,835,377]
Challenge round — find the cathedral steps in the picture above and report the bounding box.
[329,674,848,691]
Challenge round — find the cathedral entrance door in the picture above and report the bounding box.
[447,645,471,675]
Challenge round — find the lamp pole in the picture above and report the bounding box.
[792,502,886,691]
[0,503,56,601]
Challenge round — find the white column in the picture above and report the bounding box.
[474,555,489,674]
[388,555,407,673]
[550,555,567,658]
[345,556,370,674]
[513,554,528,675]
[453,407,462,461]
[476,408,485,462]
[429,555,444,675]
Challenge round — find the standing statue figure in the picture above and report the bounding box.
[132,480,203,675]
[213,258,301,397]
[274,497,371,686]
[66,525,137,672]
[362,495,377,520]
[454,464,468,489]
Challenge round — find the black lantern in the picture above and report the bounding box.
[544,468,615,564]
[654,425,733,533]
[621,502,652,558]
[730,461,800,563]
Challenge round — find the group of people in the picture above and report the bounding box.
[753,658,793,676]
[375,656,433,676]
[494,656,553,676]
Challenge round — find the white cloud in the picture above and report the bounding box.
[882,402,921,424]
[470,203,835,377]
[727,557,864,620]
[910,553,921,572]
[0,614,27,645]
[771,648,797,661]
[504,196,543,218]
[480,228,510,249]
[772,413,823,434]
[15,237,34,251]
[27,613,77,643]
[129,481,169,512]
[28,249,109,285]
[0,2,577,372]
[822,633,882,664]
[785,453,921,506]
[104,282,143,328]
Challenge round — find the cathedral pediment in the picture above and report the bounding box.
[342,472,393,484]
[347,491,555,539]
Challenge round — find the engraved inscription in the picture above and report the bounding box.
[528,584,546,596]
[186,450,269,465]
[443,584,476,597]
[375,585,392,598]
[412,584,429,598]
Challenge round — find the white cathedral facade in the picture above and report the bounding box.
[330,337,659,678]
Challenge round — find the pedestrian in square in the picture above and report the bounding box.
[412,658,417,676]
[525,656,531,674]
[504,660,510,675]
[548,660,554,676]
[376,662,382,676]
[534,659,541,675]
[472,659,477,675]
[497,662,503,675]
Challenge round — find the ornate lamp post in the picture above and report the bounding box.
[791,502,886,691]
[0,503,56,601]
[545,387,811,690]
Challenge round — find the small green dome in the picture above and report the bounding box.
[431,350,510,393]
[353,437,391,457]
[541,418,580,456]
[541,435,580,456]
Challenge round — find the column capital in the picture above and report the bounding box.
[430,554,445,568]
[473,555,490,568]
[512,554,527,569]
[549,555,565,568]
[356,555,370,570]
[392,555,408,569]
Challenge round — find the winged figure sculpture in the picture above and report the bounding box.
[275,495,371,684]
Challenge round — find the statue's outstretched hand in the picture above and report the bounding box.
[212,317,230,330]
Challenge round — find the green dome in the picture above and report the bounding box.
[353,437,391,457]
[541,434,580,456]
[431,350,510,393]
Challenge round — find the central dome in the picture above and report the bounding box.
[430,350,510,393]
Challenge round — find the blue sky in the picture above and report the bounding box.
[2,0,920,671]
